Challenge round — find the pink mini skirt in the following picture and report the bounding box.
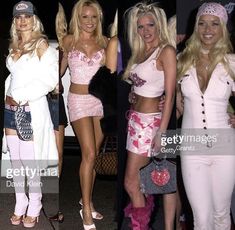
[67,92,103,122]
[126,110,161,157]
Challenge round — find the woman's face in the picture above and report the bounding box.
[197,15,223,49]
[79,5,98,33]
[15,14,34,32]
[137,14,159,45]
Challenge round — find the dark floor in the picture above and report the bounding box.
[0,149,166,230]
[1,146,234,230]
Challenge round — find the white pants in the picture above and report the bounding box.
[181,155,235,230]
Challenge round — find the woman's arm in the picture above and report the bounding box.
[176,84,184,119]
[60,35,72,76]
[60,50,68,77]
[105,36,118,73]
[228,113,235,128]
[158,45,176,133]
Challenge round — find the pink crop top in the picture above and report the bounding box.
[68,48,104,85]
[129,47,164,98]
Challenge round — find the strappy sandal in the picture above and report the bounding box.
[48,211,64,223]
[79,200,103,220]
[79,209,96,230]
[22,216,39,228]
[83,223,96,230]
[10,214,24,225]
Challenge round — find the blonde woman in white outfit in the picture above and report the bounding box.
[3,1,58,228]
[177,2,235,230]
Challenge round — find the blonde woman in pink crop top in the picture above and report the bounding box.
[60,0,108,229]
[122,2,176,229]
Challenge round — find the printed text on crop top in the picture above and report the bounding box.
[129,47,164,98]
[68,48,104,85]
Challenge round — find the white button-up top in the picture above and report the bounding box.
[179,55,235,129]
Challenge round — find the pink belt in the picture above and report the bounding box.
[5,104,31,112]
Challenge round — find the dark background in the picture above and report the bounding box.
[0,0,118,39]
[0,0,118,152]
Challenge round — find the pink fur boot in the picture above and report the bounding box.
[124,195,155,230]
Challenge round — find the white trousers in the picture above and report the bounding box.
[181,155,235,230]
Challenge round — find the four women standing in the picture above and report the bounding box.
[1,0,235,230]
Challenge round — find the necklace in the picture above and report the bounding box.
[197,58,210,71]
[83,44,88,48]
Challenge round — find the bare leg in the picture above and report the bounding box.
[49,125,65,222]
[79,116,104,219]
[5,128,17,136]
[176,189,182,230]
[124,151,149,207]
[54,125,65,177]
[163,193,177,230]
[72,117,97,227]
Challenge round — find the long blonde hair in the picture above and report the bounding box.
[177,16,234,80]
[167,15,176,48]
[110,9,118,37]
[69,0,106,48]
[56,2,67,50]
[123,2,171,79]
[9,15,47,55]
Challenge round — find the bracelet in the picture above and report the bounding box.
[156,131,166,137]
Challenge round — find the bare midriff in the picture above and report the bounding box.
[69,82,89,94]
[5,96,29,106]
[132,94,161,113]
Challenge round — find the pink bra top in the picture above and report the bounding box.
[68,48,104,85]
[129,47,164,98]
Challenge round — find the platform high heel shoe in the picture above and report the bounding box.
[10,214,25,225]
[79,209,96,230]
[22,216,39,228]
[79,199,103,220]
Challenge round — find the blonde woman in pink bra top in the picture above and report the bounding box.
[60,0,108,229]
[122,2,176,229]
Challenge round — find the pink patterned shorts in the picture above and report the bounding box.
[126,110,161,157]
[67,92,103,122]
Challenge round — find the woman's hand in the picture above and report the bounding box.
[158,95,165,112]
[176,89,184,119]
[128,86,136,104]
[228,113,235,128]
[51,84,59,94]
[6,96,19,106]
[151,131,162,155]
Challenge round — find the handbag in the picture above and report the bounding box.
[14,105,33,141]
[88,66,117,136]
[139,157,176,194]
[94,136,117,176]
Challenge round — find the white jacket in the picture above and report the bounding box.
[4,45,59,168]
